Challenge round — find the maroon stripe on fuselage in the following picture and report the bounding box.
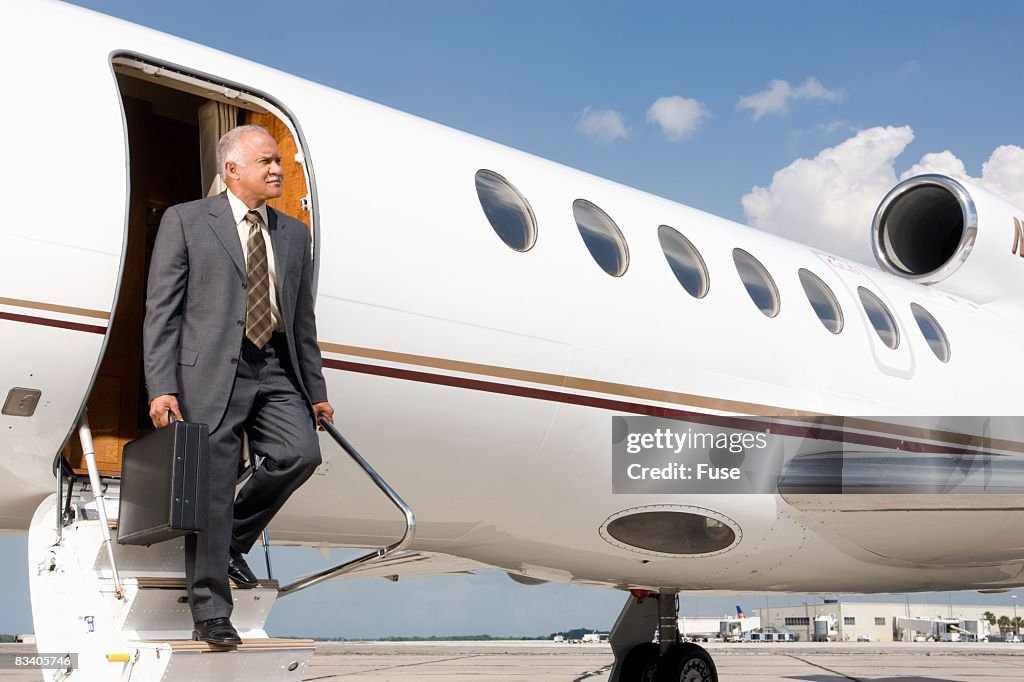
[0,311,992,457]
[321,359,977,456]
[0,311,107,335]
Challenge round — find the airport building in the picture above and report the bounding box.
[754,601,1008,642]
[678,615,761,640]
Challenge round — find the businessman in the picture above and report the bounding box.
[143,124,333,646]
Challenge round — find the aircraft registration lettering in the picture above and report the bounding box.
[824,254,861,273]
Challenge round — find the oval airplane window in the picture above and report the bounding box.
[798,269,843,334]
[573,199,629,277]
[858,287,900,349]
[658,225,709,298]
[910,303,951,362]
[475,169,537,252]
[733,249,779,317]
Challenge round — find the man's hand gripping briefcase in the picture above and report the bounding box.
[117,415,209,546]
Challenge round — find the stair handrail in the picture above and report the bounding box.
[277,418,416,597]
[77,411,125,600]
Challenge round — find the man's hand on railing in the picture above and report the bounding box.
[313,401,334,430]
[276,405,415,598]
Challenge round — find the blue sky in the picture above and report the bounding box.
[2,0,1020,638]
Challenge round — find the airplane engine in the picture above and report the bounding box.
[871,174,1024,305]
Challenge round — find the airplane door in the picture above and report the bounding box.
[57,54,320,477]
[0,40,321,530]
[0,36,127,527]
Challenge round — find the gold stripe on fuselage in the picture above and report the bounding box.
[0,296,111,320]
[319,342,1024,454]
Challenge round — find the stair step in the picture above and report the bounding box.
[116,577,280,636]
[136,576,279,590]
[125,638,315,680]
[135,638,315,652]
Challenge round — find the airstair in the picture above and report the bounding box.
[26,416,415,681]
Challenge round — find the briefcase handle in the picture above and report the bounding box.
[167,411,176,425]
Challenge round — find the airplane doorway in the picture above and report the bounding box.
[64,56,316,476]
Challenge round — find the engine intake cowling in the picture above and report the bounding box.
[872,174,1024,304]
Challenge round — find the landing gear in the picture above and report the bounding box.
[657,643,717,682]
[617,642,717,682]
[618,642,660,681]
[608,590,719,682]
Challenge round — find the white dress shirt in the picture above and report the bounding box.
[227,189,284,333]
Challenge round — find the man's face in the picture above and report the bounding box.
[227,131,283,206]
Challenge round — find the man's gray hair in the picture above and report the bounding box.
[217,125,270,179]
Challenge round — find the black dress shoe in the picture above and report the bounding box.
[228,552,259,588]
[192,617,241,646]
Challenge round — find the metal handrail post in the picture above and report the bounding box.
[78,411,124,600]
[277,419,415,597]
[252,452,274,579]
[56,457,63,544]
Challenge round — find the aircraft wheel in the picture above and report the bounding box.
[655,642,718,682]
[619,642,661,681]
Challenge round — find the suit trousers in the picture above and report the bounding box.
[185,333,322,622]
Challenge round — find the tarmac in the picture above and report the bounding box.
[3,640,1024,680]
[304,640,1024,681]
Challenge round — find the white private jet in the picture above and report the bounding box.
[2,1,1023,680]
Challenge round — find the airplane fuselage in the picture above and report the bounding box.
[2,0,1024,598]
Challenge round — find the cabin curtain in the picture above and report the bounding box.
[198,101,239,197]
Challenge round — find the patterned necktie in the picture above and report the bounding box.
[245,210,273,348]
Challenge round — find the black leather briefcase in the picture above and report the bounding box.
[117,419,209,546]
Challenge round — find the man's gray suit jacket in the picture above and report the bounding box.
[143,192,328,431]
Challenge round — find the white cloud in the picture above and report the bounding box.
[900,150,967,180]
[576,106,629,144]
[980,146,1024,207]
[741,126,1024,264]
[737,77,841,120]
[901,144,1024,207]
[646,96,709,141]
[742,126,910,264]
